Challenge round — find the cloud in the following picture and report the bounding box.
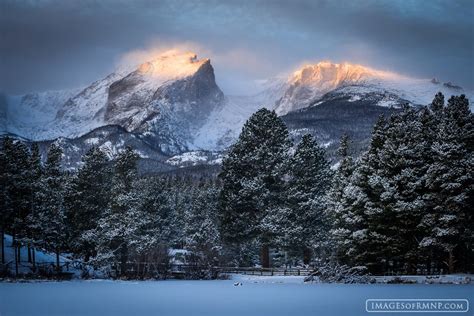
[116,41,275,94]
[0,0,472,94]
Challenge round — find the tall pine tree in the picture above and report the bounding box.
[328,134,355,265]
[37,143,66,271]
[65,146,111,261]
[219,108,291,267]
[95,147,139,276]
[277,134,332,264]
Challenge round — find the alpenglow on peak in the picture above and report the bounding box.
[275,61,404,115]
[136,50,210,81]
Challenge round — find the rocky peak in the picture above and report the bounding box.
[104,51,222,131]
[290,61,392,86]
[275,61,399,115]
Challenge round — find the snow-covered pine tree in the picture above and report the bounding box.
[430,92,445,115]
[94,146,139,277]
[344,115,390,274]
[417,96,445,273]
[423,95,473,273]
[278,134,332,265]
[36,143,66,272]
[327,134,355,266]
[184,182,220,267]
[1,139,33,266]
[219,108,291,267]
[25,143,43,265]
[360,107,429,274]
[65,146,111,261]
[132,177,174,271]
[0,137,14,264]
[164,176,192,249]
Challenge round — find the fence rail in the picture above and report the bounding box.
[217,266,313,276]
[1,260,314,278]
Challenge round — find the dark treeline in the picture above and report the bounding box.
[0,143,221,278]
[0,92,472,278]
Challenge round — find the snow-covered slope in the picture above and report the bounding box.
[165,151,223,168]
[2,89,81,140]
[54,73,124,139]
[192,76,288,150]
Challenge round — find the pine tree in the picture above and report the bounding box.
[328,134,355,265]
[94,147,139,276]
[219,108,291,267]
[430,92,445,114]
[133,177,175,268]
[277,134,332,264]
[3,139,32,266]
[37,143,66,272]
[65,146,111,261]
[184,183,221,266]
[0,137,14,264]
[423,95,474,273]
[326,93,473,274]
[25,143,43,265]
[349,115,400,273]
[169,177,192,249]
[355,107,430,273]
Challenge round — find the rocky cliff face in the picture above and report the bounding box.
[102,52,224,153]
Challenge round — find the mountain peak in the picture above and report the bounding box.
[290,61,398,86]
[274,61,404,115]
[137,50,210,80]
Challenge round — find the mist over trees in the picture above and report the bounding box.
[0,93,472,278]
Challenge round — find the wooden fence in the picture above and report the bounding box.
[1,260,314,278]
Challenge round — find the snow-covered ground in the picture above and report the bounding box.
[165,151,223,167]
[230,273,306,284]
[373,274,473,284]
[0,279,472,316]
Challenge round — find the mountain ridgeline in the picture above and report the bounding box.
[1,51,472,172]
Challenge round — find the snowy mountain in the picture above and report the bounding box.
[1,56,471,170]
[192,61,472,152]
[1,50,223,155]
[1,89,81,140]
[274,61,472,115]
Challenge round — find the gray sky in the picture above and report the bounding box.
[1,0,473,95]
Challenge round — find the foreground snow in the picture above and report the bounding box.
[0,278,472,316]
[230,273,306,284]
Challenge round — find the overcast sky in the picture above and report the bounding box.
[1,0,473,95]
